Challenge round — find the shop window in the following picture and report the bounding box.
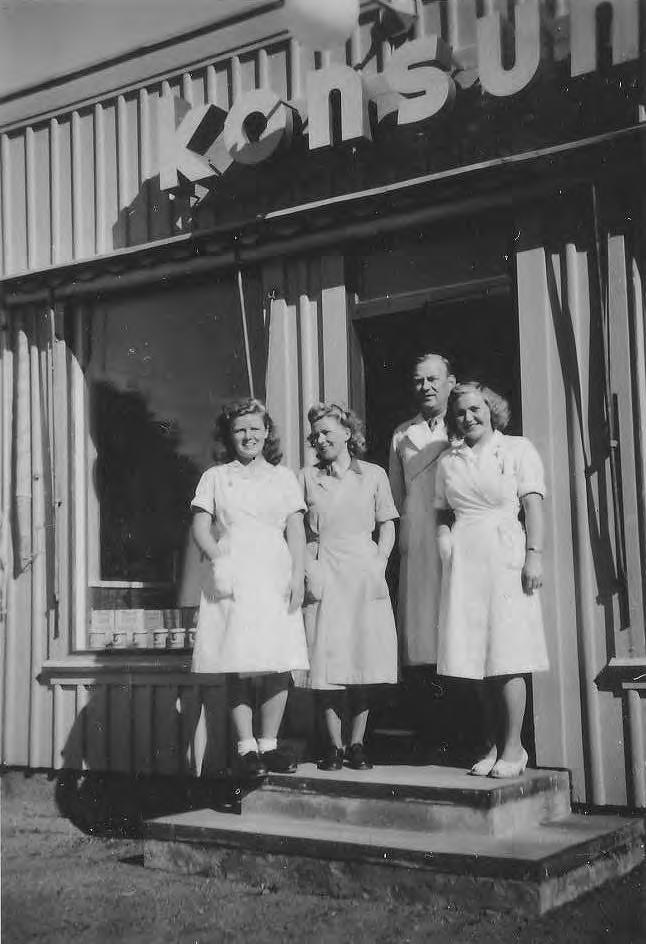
[82,275,263,651]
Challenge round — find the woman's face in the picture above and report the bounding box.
[310,415,351,463]
[230,412,268,463]
[452,391,493,445]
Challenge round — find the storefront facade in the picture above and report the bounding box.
[1,0,645,808]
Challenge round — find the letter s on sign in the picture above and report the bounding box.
[383,35,456,126]
[224,89,294,166]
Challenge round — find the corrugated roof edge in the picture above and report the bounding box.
[0,0,283,129]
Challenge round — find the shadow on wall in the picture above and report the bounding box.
[53,684,236,837]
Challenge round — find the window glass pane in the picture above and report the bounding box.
[86,277,261,595]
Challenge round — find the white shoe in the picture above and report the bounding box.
[469,746,497,777]
[490,748,528,779]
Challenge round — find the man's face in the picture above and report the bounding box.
[412,356,454,418]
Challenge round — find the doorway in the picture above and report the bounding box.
[353,286,521,470]
[351,284,535,764]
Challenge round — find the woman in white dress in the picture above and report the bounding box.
[435,382,549,779]
[299,404,399,771]
[191,399,309,779]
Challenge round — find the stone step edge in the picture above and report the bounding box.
[260,767,571,810]
[145,812,644,884]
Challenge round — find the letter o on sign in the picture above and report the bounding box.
[224,89,294,165]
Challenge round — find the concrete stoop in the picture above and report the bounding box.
[143,763,644,915]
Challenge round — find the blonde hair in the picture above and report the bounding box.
[446,382,511,440]
[307,402,366,457]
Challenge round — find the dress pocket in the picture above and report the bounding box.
[210,555,236,600]
[304,556,326,603]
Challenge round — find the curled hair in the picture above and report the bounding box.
[446,381,511,440]
[212,398,283,465]
[307,402,366,458]
[411,352,453,379]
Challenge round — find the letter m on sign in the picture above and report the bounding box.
[158,96,226,191]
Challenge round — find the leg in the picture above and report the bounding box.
[349,685,371,745]
[258,672,290,743]
[469,679,498,775]
[316,690,345,770]
[257,672,298,773]
[346,686,373,770]
[490,674,528,778]
[229,675,255,747]
[497,674,526,762]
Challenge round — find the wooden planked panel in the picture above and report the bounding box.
[320,254,349,404]
[265,260,301,470]
[73,109,97,259]
[52,118,74,264]
[53,683,80,770]
[6,133,28,274]
[144,86,172,242]
[3,316,32,765]
[516,237,585,796]
[132,683,154,776]
[267,42,289,99]
[99,101,119,254]
[178,684,202,776]
[84,683,109,771]
[0,309,10,761]
[607,234,645,656]
[109,682,132,773]
[627,687,646,808]
[200,683,229,778]
[152,684,182,775]
[28,125,52,269]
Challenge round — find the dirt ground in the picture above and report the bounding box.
[2,771,645,944]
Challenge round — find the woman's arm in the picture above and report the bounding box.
[521,492,544,595]
[376,519,395,562]
[285,511,306,613]
[192,510,219,561]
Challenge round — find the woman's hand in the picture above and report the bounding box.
[288,574,305,613]
[522,549,543,595]
[437,526,452,564]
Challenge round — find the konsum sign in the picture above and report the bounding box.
[159,0,641,193]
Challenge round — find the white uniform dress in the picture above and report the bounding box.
[191,459,309,675]
[434,431,549,680]
[389,415,450,665]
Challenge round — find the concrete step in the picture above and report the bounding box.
[144,806,644,915]
[245,763,571,836]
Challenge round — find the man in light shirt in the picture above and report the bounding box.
[389,353,455,667]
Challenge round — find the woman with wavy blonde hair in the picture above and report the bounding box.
[299,403,399,771]
[435,381,549,779]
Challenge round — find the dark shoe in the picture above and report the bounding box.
[316,746,344,771]
[235,751,268,779]
[261,748,297,774]
[345,743,373,770]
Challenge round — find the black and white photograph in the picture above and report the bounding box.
[0,1,645,941]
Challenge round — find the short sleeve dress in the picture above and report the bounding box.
[434,431,549,680]
[191,459,309,675]
[298,459,399,689]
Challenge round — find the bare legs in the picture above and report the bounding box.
[474,674,527,765]
[229,672,291,745]
[320,686,372,748]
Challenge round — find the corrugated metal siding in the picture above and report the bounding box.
[0,0,486,278]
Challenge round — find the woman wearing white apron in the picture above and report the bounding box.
[191,399,309,779]
[300,404,399,771]
[435,382,549,779]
